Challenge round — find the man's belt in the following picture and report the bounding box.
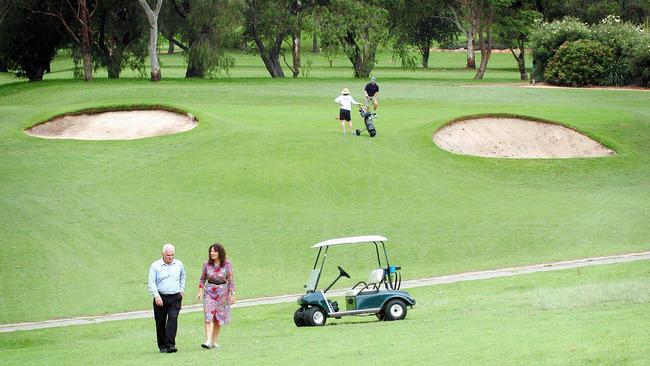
[207,279,226,285]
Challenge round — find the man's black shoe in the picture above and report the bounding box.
[159,348,167,353]
[166,347,178,353]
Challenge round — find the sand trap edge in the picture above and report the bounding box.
[23,105,198,141]
[432,113,616,159]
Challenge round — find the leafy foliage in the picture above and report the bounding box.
[531,15,650,86]
[631,42,650,87]
[544,39,614,87]
[0,2,64,81]
[317,0,389,77]
[93,0,148,79]
[529,17,591,82]
[384,0,459,69]
[163,0,240,78]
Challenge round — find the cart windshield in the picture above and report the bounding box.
[305,269,320,291]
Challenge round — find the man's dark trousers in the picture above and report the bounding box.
[154,293,182,350]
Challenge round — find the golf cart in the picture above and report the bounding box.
[355,108,377,137]
[294,235,415,327]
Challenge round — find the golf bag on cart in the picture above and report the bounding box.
[356,108,377,137]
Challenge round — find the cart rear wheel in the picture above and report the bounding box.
[383,299,407,321]
[305,307,326,326]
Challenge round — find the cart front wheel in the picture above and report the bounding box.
[294,308,306,327]
[383,299,407,321]
[305,307,327,326]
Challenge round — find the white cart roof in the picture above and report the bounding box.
[311,235,388,248]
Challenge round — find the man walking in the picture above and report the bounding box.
[364,76,380,114]
[148,243,186,353]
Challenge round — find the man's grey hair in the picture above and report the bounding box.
[162,243,175,253]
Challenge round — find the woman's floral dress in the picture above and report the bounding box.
[198,260,236,324]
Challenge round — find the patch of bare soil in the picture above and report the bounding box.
[433,117,615,158]
[25,110,197,140]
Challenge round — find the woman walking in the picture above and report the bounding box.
[196,243,236,349]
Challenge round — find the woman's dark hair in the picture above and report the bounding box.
[208,243,227,267]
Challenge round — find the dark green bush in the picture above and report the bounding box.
[631,45,650,87]
[529,17,590,82]
[544,39,614,87]
[530,15,648,87]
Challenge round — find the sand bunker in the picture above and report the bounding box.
[25,110,198,140]
[433,117,615,158]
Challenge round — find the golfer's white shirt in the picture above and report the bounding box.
[335,95,360,111]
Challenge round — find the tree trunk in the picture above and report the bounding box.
[185,56,205,78]
[291,33,300,77]
[474,28,491,79]
[351,48,374,78]
[466,28,475,69]
[27,65,46,82]
[79,1,93,81]
[137,0,163,82]
[168,41,174,54]
[515,40,527,80]
[421,45,430,69]
[345,33,375,78]
[248,5,285,78]
[106,54,121,79]
[312,32,319,53]
[255,36,285,77]
[0,59,7,72]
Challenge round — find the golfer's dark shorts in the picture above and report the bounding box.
[339,109,351,121]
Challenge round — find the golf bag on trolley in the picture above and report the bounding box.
[356,108,376,137]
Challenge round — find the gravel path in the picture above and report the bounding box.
[2,250,648,333]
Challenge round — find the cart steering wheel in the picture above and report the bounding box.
[337,266,351,279]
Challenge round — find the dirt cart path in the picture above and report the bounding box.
[2,250,649,333]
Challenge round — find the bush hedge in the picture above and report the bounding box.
[545,39,614,87]
[530,15,650,87]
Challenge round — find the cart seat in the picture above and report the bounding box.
[348,268,385,296]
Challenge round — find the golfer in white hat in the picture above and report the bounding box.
[334,88,361,135]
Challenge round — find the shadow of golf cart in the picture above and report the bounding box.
[294,235,416,327]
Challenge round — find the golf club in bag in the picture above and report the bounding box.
[355,108,377,137]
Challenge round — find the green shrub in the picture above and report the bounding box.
[591,15,647,85]
[544,39,614,87]
[631,43,650,87]
[529,17,590,82]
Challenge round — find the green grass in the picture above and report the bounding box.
[0,50,648,326]
[1,261,648,365]
[0,48,529,83]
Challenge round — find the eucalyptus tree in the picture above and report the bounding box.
[95,0,148,78]
[162,0,240,78]
[22,0,98,81]
[0,0,64,81]
[318,0,389,78]
[494,2,541,80]
[242,0,305,77]
[385,0,459,69]
[456,0,514,79]
[136,0,163,81]
[445,0,476,68]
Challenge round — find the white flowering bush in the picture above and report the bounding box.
[530,15,650,87]
[591,15,646,85]
[529,17,590,82]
